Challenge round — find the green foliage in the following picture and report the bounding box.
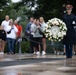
[21,41,30,53]
[33,0,76,21]
[1,0,76,23]
[4,41,30,53]
[17,0,76,21]
[0,0,11,24]
[15,41,30,53]
[8,2,30,31]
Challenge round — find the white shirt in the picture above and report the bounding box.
[40,22,46,32]
[5,25,18,39]
[1,20,10,31]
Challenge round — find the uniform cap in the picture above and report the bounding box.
[65,4,73,10]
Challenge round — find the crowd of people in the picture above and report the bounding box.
[0,15,22,55]
[0,15,47,56]
[25,17,46,55]
[0,4,76,59]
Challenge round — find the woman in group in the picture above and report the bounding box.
[30,19,37,54]
[31,19,43,55]
[39,17,46,55]
[30,19,43,55]
[5,19,18,54]
[0,26,6,55]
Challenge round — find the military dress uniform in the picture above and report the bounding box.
[63,4,76,58]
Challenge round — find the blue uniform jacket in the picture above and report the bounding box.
[63,13,76,45]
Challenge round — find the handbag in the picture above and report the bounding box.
[39,29,43,35]
[7,28,13,34]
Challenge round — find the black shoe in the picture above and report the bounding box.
[63,52,65,55]
[74,53,76,55]
[66,56,72,59]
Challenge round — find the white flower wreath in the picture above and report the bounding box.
[44,18,67,41]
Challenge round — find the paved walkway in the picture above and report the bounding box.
[0,54,76,75]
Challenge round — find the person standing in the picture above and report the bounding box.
[1,15,10,31]
[25,17,34,53]
[63,4,76,58]
[5,19,18,54]
[30,19,38,54]
[14,20,22,53]
[0,26,6,55]
[1,15,10,54]
[30,19,43,55]
[39,17,46,55]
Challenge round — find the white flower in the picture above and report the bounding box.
[61,31,66,36]
[45,34,48,37]
[58,32,62,37]
[53,35,57,38]
[48,37,51,40]
[49,31,52,36]
[59,39,61,41]
[52,20,59,25]
[48,20,52,23]
[46,29,50,33]
[44,18,67,41]
[64,26,67,30]
[47,22,49,25]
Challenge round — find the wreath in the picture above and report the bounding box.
[44,18,67,41]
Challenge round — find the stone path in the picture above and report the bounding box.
[0,54,76,75]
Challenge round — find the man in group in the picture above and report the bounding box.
[14,20,22,54]
[1,15,10,31]
[25,17,34,53]
[1,15,10,54]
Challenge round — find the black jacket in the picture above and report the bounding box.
[63,13,76,45]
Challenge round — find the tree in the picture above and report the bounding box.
[18,0,76,21]
[32,0,65,21]
[16,0,66,21]
[0,0,11,24]
[34,0,76,21]
[8,2,29,31]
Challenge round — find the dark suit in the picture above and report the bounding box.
[63,13,76,58]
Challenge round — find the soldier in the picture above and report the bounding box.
[63,4,76,58]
